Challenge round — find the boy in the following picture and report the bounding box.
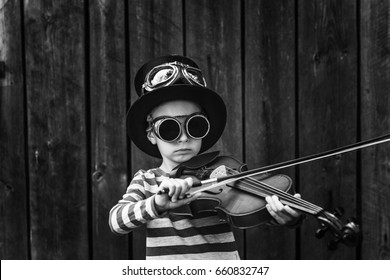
[109,55,303,259]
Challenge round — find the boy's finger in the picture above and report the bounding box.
[184,177,193,187]
[158,179,172,195]
[293,193,301,199]
[271,195,285,211]
[168,184,177,198]
[177,192,201,206]
[283,205,301,218]
[171,179,186,202]
[265,195,282,212]
[178,179,189,199]
[175,178,192,199]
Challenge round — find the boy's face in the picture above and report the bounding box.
[148,100,203,170]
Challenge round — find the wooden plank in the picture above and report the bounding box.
[360,0,390,260]
[244,0,297,259]
[89,0,129,259]
[185,0,244,258]
[298,0,358,259]
[24,0,88,259]
[0,0,28,259]
[128,0,183,259]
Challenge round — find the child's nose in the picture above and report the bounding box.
[177,126,189,142]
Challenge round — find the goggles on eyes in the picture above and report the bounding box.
[142,61,207,93]
[147,112,210,142]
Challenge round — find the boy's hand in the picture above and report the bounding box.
[265,194,303,226]
[154,177,200,214]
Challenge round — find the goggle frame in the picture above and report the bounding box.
[147,112,210,143]
[142,61,207,93]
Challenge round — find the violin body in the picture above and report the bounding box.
[173,173,293,229]
[171,152,294,229]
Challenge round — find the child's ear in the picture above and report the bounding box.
[147,131,157,145]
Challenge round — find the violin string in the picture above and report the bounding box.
[233,177,322,215]
[191,165,323,214]
[224,167,323,215]
[239,174,321,211]
[238,177,322,215]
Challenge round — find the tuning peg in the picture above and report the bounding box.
[333,207,344,217]
[341,217,362,247]
[315,226,328,239]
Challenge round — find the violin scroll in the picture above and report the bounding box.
[316,209,361,250]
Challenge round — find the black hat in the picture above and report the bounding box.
[127,55,227,158]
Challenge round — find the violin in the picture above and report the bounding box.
[159,133,390,249]
[168,151,361,250]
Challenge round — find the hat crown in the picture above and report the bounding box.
[128,55,227,158]
[134,55,201,97]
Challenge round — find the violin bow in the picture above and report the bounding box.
[191,132,390,193]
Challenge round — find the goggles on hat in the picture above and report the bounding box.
[142,61,207,93]
[147,112,210,142]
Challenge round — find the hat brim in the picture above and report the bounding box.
[127,85,227,158]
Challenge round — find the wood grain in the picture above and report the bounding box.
[128,0,183,259]
[24,0,88,259]
[298,0,358,259]
[360,0,390,260]
[89,0,129,259]
[1,0,390,260]
[185,0,244,258]
[244,0,297,260]
[0,0,28,259]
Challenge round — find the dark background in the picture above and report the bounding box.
[1,0,389,259]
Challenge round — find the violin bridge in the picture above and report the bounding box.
[210,165,228,178]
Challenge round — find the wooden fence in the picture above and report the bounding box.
[1,0,389,260]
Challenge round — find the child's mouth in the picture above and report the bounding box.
[175,148,192,153]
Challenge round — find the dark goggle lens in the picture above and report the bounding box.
[157,119,181,141]
[187,115,210,139]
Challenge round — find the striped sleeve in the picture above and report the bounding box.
[109,170,161,234]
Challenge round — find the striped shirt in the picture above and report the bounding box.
[109,168,240,260]
[109,168,239,260]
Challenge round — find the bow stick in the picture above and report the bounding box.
[190,132,390,193]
